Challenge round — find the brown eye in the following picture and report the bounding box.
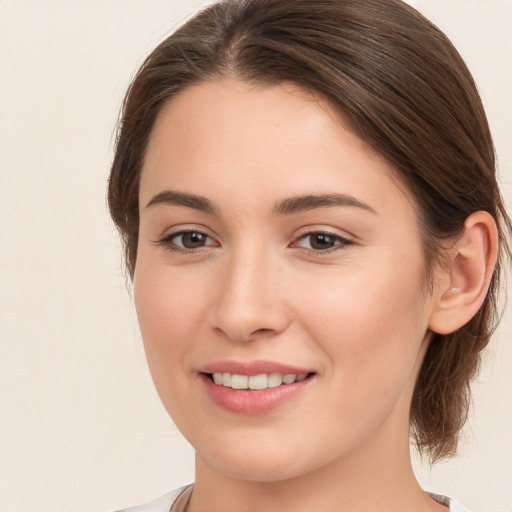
[180,232,208,248]
[294,232,352,252]
[308,233,338,250]
[165,231,214,250]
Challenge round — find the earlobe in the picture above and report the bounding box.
[428,211,499,335]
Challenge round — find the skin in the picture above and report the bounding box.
[134,78,452,512]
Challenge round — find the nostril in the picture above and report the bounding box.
[213,325,278,343]
[252,328,273,336]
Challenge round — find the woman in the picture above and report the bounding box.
[108,0,511,510]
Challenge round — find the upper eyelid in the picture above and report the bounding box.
[290,228,356,252]
[157,224,216,240]
[293,226,355,241]
[163,230,216,244]
[153,225,355,246]
[292,232,352,246]
[154,230,219,255]
[296,229,350,238]
[151,228,216,250]
[163,228,210,239]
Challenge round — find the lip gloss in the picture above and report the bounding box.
[199,360,315,415]
[201,374,313,414]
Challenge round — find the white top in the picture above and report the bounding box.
[115,486,470,511]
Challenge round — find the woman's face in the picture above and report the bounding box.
[135,79,443,482]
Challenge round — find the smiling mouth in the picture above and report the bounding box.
[205,372,314,390]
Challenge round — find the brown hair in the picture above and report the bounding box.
[108,0,511,461]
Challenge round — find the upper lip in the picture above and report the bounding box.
[200,359,314,376]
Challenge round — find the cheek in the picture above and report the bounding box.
[134,259,208,341]
[298,258,431,397]
[296,279,430,453]
[133,261,210,406]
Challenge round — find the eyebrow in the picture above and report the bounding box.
[145,190,219,214]
[145,190,376,216]
[272,193,377,216]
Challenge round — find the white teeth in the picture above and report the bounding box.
[231,374,249,389]
[282,373,297,384]
[267,372,283,388]
[249,374,268,390]
[210,371,309,390]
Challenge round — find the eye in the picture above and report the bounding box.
[293,231,352,252]
[158,230,217,252]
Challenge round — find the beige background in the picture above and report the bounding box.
[0,1,510,511]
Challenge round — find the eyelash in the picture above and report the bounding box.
[156,230,353,255]
[156,230,216,254]
[293,231,353,255]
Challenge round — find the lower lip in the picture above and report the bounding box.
[200,374,313,415]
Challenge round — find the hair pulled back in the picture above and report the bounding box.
[108,0,511,461]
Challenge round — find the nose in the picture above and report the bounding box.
[212,248,291,343]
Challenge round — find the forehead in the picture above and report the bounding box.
[145,79,345,163]
[140,78,413,215]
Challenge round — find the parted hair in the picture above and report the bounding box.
[108,0,511,461]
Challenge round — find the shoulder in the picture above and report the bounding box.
[427,491,471,512]
[113,485,191,512]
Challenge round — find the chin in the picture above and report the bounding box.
[191,426,333,483]
[200,448,310,482]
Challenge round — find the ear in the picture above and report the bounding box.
[428,211,499,335]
